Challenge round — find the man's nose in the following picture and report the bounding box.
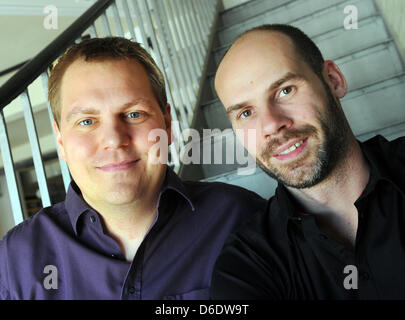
[101,119,131,150]
[260,105,293,139]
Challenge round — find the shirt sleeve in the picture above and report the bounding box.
[210,231,285,300]
[0,238,10,300]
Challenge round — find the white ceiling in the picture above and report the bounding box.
[0,0,95,16]
[0,0,95,78]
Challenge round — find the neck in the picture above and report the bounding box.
[83,171,166,261]
[287,136,370,248]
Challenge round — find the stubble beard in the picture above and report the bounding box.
[257,82,350,189]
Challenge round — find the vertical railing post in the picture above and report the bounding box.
[141,0,189,131]
[0,111,24,225]
[122,0,137,40]
[20,89,51,208]
[155,0,194,119]
[166,0,198,96]
[172,0,201,86]
[184,0,205,64]
[89,23,98,38]
[101,11,113,36]
[111,0,125,37]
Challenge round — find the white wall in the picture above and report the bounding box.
[376,0,405,65]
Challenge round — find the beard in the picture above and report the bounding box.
[257,81,350,189]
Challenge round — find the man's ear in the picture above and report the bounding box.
[164,104,172,145]
[322,60,347,98]
[52,120,66,161]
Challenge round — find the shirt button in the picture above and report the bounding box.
[90,216,96,223]
[128,286,135,294]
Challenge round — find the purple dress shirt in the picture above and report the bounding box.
[0,168,266,300]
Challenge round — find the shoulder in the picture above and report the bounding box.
[363,135,405,161]
[184,179,266,203]
[0,202,68,258]
[0,203,66,299]
[386,136,405,162]
[211,196,289,299]
[182,180,267,215]
[174,180,268,233]
[217,192,292,277]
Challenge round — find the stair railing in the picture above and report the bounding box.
[0,0,220,227]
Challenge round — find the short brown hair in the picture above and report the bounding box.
[48,37,167,125]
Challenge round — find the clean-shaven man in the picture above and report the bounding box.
[211,24,405,299]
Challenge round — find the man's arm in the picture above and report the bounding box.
[0,238,11,300]
[210,229,286,300]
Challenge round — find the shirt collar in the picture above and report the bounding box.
[65,166,196,235]
[359,136,392,183]
[273,135,398,220]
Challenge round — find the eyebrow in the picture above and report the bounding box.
[65,107,100,123]
[64,98,154,122]
[225,72,306,115]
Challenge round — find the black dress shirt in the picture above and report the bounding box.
[211,135,405,299]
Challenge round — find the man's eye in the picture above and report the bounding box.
[128,112,141,119]
[239,109,253,120]
[79,119,93,126]
[279,86,293,98]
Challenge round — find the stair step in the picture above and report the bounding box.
[219,0,290,29]
[214,14,388,66]
[216,0,367,48]
[342,74,405,136]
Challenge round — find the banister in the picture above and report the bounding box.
[0,0,114,111]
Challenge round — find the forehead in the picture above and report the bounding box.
[62,58,149,89]
[215,31,307,100]
[219,31,298,72]
[60,58,155,113]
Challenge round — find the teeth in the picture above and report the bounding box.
[278,140,304,155]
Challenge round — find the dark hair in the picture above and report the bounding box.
[48,37,167,125]
[237,24,325,79]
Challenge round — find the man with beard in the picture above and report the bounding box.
[210,24,405,299]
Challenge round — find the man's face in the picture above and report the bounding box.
[215,31,348,189]
[55,58,171,208]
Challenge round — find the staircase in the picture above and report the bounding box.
[180,0,405,199]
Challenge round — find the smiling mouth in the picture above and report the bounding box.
[273,137,308,161]
[97,160,140,172]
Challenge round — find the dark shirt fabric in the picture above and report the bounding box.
[211,135,405,300]
[0,168,266,300]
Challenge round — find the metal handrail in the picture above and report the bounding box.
[0,0,114,111]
